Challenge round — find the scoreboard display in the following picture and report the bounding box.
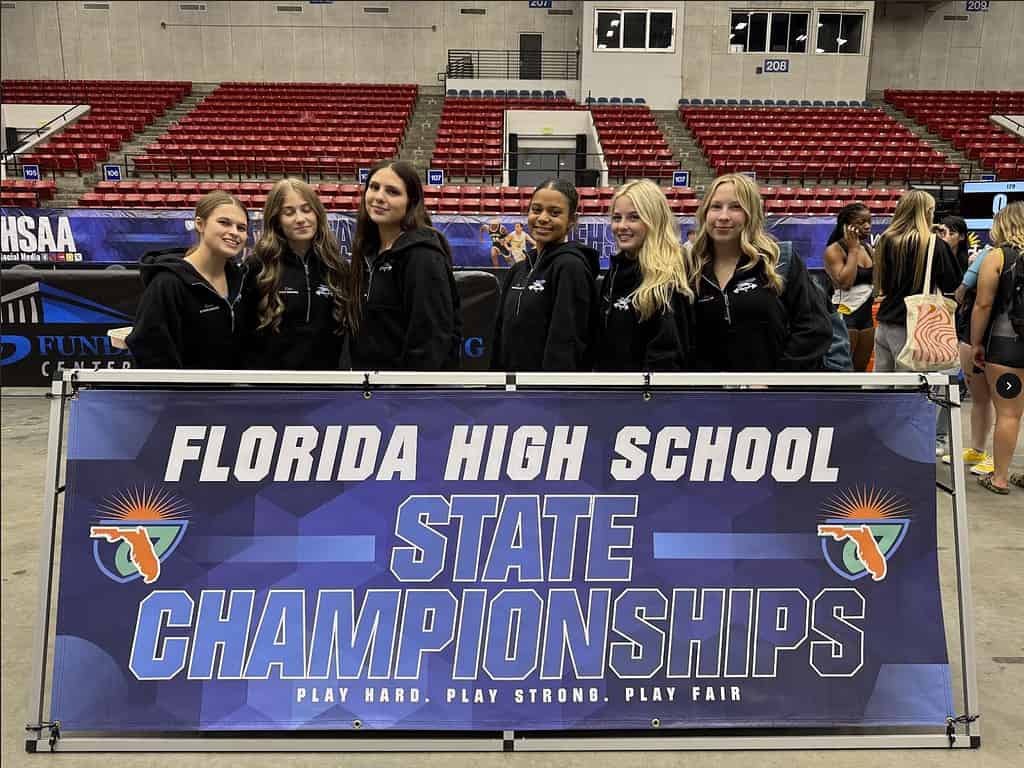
[961,180,1024,230]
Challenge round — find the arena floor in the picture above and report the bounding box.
[2,387,1021,767]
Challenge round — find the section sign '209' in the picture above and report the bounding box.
[53,388,952,732]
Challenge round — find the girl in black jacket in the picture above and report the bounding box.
[492,178,600,371]
[248,178,348,369]
[597,179,695,371]
[348,161,461,370]
[687,173,831,371]
[127,191,253,369]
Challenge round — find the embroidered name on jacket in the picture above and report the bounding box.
[198,305,220,314]
[528,279,546,292]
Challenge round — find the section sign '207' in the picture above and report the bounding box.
[52,388,953,732]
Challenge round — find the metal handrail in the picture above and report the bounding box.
[0,104,86,162]
[446,49,579,80]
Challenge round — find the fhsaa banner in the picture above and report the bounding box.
[2,208,913,270]
[52,388,952,732]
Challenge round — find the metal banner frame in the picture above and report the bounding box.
[26,370,980,752]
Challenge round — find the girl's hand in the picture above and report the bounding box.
[843,224,860,251]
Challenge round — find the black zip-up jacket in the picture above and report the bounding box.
[246,248,345,370]
[876,235,962,326]
[596,251,695,371]
[694,251,831,371]
[126,249,252,369]
[492,240,601,371]
[350,228,462,370]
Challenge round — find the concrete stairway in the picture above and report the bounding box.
[871,97,974,183]
[399,86,445,175]
[652,109,716,193]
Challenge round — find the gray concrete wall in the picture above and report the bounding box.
[869,0,1024,91]
[0,0,581,84]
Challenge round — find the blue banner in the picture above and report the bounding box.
[52,387,952,732]
[4,208,947,271]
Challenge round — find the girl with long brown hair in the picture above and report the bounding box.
[248,178,348,369]
[348,160,461,370]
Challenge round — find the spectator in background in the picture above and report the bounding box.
[686,173,831,371]
[348,160,462,370]
[946,216,995,474]
[127,191,253,369]
[682,228,697,256]
[492,178,600,371]
[823,202,875,371]
[872,190,961,374]
[596,179,695,371]
[970,202,1024,494]
[247,178,348,370]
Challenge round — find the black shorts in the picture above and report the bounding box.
[842,299,874,330]
[986,336,1024,369]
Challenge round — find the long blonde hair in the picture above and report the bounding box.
[253,178,348,334]
[610,180,693,320]
[990,201,1024,250]
[688,173,783,294]
[873,189,935,297]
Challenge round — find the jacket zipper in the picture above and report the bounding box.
[604,263,619,324]
[302,256,311,324]
[702,274,731,325]
[514,252,540,317]
[363,254,376,303]
[192,274,245,333]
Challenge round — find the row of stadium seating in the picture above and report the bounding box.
[131,82,417,179]
[9,80,193,172]
[679,98,869,107]
[682,106,962,184]
[0,179,58,207]
[883,89,1024,179]
[75,180,903,215]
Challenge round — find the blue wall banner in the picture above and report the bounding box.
[3,208,942,271]
[51,387,953,732]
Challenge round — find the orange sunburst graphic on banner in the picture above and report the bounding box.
[819,485,910,521]
[95,485,190,522]
[817,486,911,582]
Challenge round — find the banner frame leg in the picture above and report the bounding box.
[25,378,70,751]
[944,384,982,747]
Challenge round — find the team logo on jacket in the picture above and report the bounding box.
[89,486,190,584]
[614,297,631,311]
[378,262,393,273]
[315,284,331,298]
[816,486,909,582]
[733,280,758,294]
[528,279,546,292]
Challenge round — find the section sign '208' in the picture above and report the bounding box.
[52,388,952,732]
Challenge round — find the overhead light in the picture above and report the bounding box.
[598,43,607,49]
[815,47,824,53]
[610,19,619,26]
[837,37,847,46]
[729,33,735,39]
[606,30,615,37]
[795,34,807,41]
[734,22,747,30]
